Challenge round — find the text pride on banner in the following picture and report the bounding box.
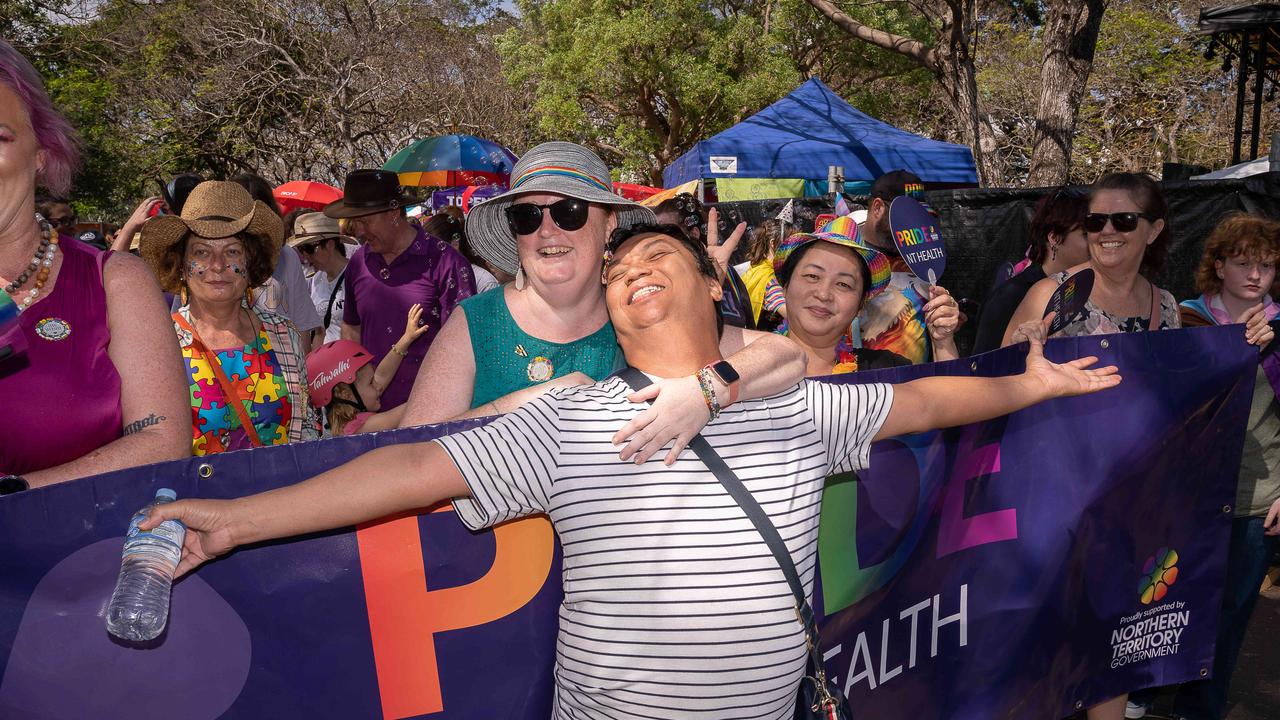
[0,325,1256,719]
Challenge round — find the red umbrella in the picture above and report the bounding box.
[274,181,343,214]
[613,182,662,202]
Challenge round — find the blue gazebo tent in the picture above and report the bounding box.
[662,78,978,193]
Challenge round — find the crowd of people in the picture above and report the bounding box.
[1,38,1277,720]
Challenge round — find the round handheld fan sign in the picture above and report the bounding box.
[889,196,946,285]
[1043,268,1095,336]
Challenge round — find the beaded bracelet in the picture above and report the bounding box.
[390,344,408,358]
[695,368,722,420]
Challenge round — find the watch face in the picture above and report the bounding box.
[0,476,27,495]
[712,361,740,385]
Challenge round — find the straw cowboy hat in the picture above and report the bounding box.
[287,212,358,248]
[139,180,284,293]
[465,141,656,276]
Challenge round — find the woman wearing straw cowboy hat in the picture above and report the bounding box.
[140,181,320,456]
[397,141,805,464]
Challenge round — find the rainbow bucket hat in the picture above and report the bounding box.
[773,225,891,301]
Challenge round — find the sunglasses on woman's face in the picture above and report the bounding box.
[298,237,335,254]
[505,198,590,236]
[1083,212,1154,234]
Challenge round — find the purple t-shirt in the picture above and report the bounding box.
[342,227,475,408]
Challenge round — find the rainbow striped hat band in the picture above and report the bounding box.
[464,141,656,277]
[511,165,612,194]
[773,230,892,301]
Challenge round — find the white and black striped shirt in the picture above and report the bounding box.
[436,377,893,719]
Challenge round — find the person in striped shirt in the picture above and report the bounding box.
[143,223,1121,719]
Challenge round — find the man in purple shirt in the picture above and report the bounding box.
[325,169,476,408]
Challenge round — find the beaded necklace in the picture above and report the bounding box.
[3,215,57,311]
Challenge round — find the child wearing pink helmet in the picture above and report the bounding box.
[307,304,430,435]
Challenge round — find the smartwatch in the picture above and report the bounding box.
[0,475,29,496]
[707,360,740,405]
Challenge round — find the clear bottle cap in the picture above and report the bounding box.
[155,488,177,501]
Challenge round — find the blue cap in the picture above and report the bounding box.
[156,488,177,501]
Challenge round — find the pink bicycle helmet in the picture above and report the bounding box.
[307,340,374,407]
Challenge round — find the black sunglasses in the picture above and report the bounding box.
[505,199,590,236]
[1083,212,1155,233]
[297,237,335,254]
[49,216,76,227]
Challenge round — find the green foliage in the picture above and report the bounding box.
[500,0,954,182]
[9,0,1269,214]
[770,0,936,128]
[501,0,801,182]
[1073,3,1238,179]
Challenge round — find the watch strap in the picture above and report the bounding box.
[708,361,740,405]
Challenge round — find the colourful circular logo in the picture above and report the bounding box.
[34,317,71,342]
[1138,547,1179,604]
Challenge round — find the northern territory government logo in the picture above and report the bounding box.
[1108,547,1190,669]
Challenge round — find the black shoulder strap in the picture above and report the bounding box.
[322,268,346,331]
[613,366,819,639]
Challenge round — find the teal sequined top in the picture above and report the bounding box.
[462,286,624,408]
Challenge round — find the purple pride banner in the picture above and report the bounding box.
[814,324,1253,718]
[0,325,1255,719]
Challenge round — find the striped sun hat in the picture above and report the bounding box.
[772,229,892,301]
[465,141,656,276]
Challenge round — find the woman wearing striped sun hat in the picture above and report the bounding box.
[395,141,806,465]
[772,227,960,376]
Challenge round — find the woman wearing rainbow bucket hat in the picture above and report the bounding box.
[771,226,960,376]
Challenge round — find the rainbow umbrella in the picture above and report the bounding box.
[273,181,343,215]
[383,135,518,188]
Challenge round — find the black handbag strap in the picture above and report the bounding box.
[322,268,345,330]
[614,367,821,645]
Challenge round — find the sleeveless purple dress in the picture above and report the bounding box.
[0,239,123,475]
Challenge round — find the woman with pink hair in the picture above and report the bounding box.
[0,40,188,493]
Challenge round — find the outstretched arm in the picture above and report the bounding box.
[879,315,1120,441]
[140,441,470,577]
[399,308,476,426]
[373,304,431,395]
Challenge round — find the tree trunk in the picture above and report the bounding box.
[1025,0,1106,186]
[932,2,1003,186]
[803,0,1001,186]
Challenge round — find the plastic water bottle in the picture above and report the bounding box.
[106,488,186,642]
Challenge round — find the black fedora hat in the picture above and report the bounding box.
[323,169,418,219]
